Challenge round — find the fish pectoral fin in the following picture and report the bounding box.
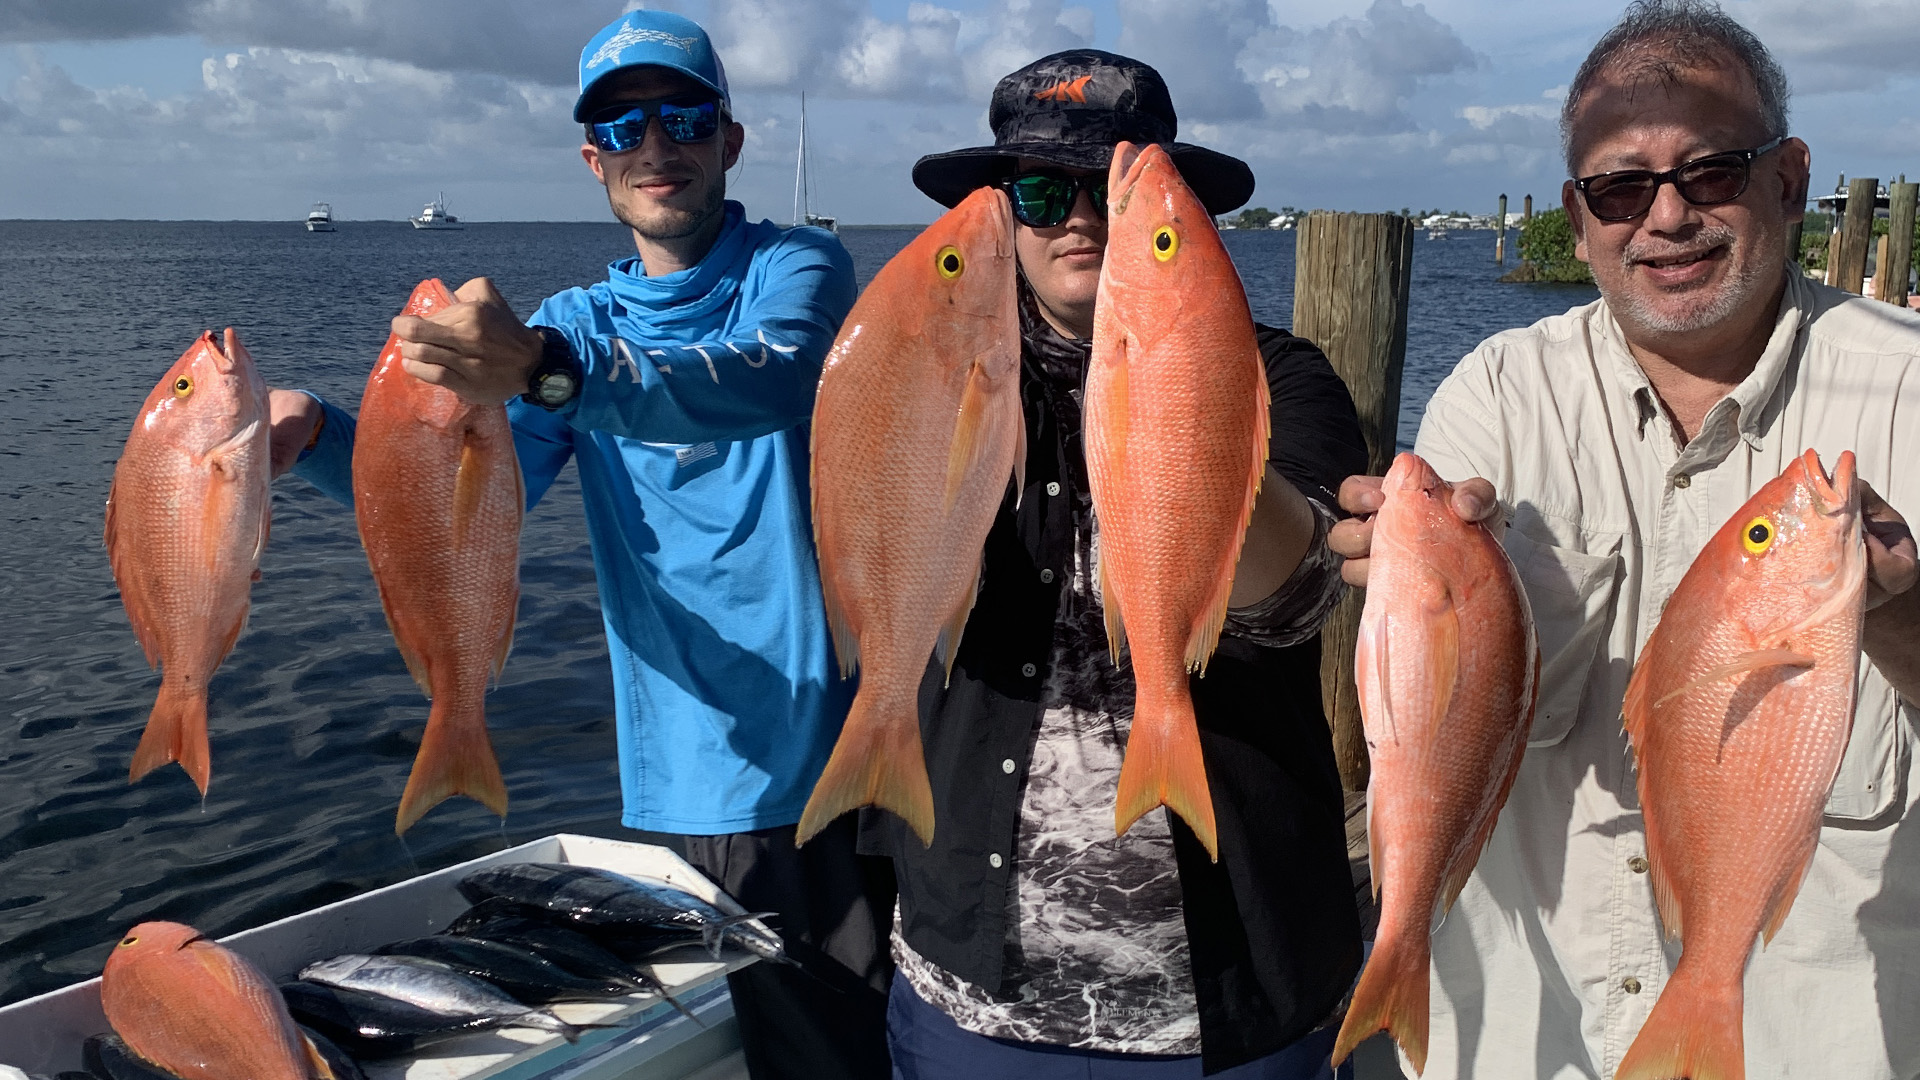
[1421,574,1461,733]
[1649,648,1816,710]
[198,419,265,477]
[944,357,1004,513]
[302,1031,339,1080]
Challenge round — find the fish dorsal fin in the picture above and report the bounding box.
[104,481,161,668]
[1762,839,1819,945]
[1649,648,1816,710]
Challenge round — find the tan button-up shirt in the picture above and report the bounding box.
[1411,269,1920,1079]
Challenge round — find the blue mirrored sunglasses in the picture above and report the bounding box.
[587,99,722,153]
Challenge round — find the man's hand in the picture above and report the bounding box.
[1860,480,1918,610]
[1329,472,1500,587]
[392,277,545,406]
[267,388,323,479]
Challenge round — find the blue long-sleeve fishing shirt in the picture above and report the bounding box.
[295,202,857,834]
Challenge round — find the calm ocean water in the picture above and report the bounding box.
[0,217,1594,1009]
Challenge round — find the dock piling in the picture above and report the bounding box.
[1834,177,1878,295]
[1495,194,1507,263]
[1880,180,1917,307]
[1293,211,1414,792]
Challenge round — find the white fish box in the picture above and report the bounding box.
[0,834,761,1080]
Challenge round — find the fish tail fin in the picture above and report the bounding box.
[130,679,211,795]
[1330,926,1431,1074]
[1115,687,1217,859]
[395,694,508,835]
[796,691,934,847]
[1615,966,1744,1080]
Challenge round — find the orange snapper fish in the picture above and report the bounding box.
[1331,452,1538,1073]
[353,278,523,835]
[102,921,327,1080]
[1615,449,1865,1080]
[107,329,271,794]
[797,186,1023,846]
[1085,140,1269,859]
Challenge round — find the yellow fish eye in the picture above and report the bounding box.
[936,246,964,279]
[1153,226,1179,261]
[1741,517,1774,555]
[172,376,193,397]
[119,935,138,947]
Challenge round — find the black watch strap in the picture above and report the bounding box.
[524,325,583,411]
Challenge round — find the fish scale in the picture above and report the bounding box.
[1616,449,1865,1080]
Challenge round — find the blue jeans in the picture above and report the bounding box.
[887,973,1350,1080]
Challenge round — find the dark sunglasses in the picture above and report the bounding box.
[997,171,1109,228]
[1572,136,1786,223]
[586,98,723,153]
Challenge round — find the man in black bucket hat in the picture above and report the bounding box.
[859,49,1371,1080]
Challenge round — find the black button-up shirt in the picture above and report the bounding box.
[860,305,1370,1074]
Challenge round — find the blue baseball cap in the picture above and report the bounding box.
[574,10,731,122]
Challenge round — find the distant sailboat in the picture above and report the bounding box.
[793,93,836,234]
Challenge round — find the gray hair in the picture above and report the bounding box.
[1560,0,1790,172]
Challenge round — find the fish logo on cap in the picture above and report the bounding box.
[589,24,698,68]
[1034,74,1094,102]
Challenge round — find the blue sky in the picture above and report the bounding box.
[2,0,1915,224]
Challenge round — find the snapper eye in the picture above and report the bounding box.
[936,246,964,279]
[172,376,193,397]
[119,935,138,947]
[1741,517,1774,556]
[1153,226,1178,261]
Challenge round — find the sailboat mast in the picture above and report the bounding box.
[793,93,806,227]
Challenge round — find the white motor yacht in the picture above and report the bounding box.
[410,194,462,230]
[304,202,335,232]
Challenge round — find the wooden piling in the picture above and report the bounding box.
[1523,194,1533,223]
[1834,177,1878,295]
[1495,194,1508,263]
[1874,234,1891,299]
[1293,211,1415,792]
[1880,180,1917,306]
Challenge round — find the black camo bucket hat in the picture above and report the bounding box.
[912,49,1255,216]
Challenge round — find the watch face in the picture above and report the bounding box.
[537,371,577,406]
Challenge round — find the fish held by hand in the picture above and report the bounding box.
[107,329,271,795]
[1615,449,1865,1080]
[798,185,1023,847]
[352,278,524,834]
[1330,452,1537,1074]
[1087,140,1269,859]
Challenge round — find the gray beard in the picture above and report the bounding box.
[614,177,727,241]
[1609,224,1775,336]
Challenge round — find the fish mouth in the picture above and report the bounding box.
[204,330,235,375]
[1106,140,1163,217]
[1383,451,1441,496]
[1803,448,1857,517]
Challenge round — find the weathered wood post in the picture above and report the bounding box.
[1523,194,1533,223]
[1293,211,1415,792]
[1834,177,1878,295]
[1880,179,1917,307]
[1874,234,1892,298]
[1495,194,1508,263]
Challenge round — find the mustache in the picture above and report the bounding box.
[1622,224,1738,269]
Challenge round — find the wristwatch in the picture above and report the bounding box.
[524,326,583,410]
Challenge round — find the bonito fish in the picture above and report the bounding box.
[1086,141,1268,859]
[797,186,1022,846]
[1615,448,1865,1080]
[1331,452,1538,1073]
[101,921,321,1080]
[107,329,271,794]
[353,278,523,834]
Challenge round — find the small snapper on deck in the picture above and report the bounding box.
[796,185,1023,847]
[106,329,271,794]
[1086,140,1269,860]
[1616,449,1866,1080]
[1330,452,1537,1074]
[352,278,524,835]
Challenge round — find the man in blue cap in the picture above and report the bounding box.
[265,11,893,1078]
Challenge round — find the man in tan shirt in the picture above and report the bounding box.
[1331,2,1920,1076]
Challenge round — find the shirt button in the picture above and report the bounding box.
[1046,482,1061,496]
[988,853,1004,869]
[1622,976,1642,995]
[1021,663,1037,677]
[1673,474,1691,489]
[1629,856,1649,874]
[1039,569,1055,583]
[1001,758,1016,774]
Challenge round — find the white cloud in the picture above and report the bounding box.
[1734,0,1920,93]
[1237,0,1477,131]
